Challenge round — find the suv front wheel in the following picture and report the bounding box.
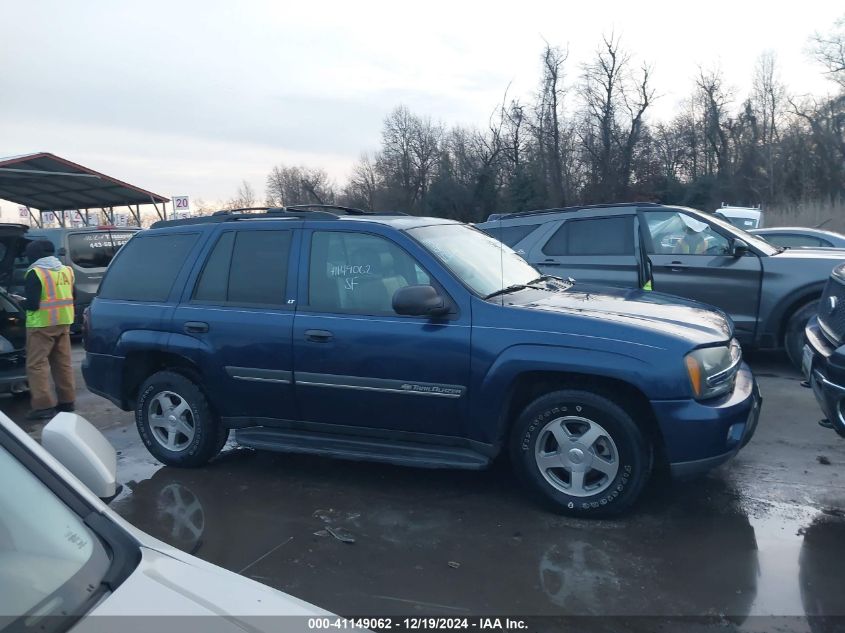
[511,389,652,517]
[136,370,226,467]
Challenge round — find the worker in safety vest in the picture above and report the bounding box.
[22,240,76,420]
[674,215,709,255]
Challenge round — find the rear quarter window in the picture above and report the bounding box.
[99,233,198,302]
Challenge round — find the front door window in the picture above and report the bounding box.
[643,211,730,256]
[308,231,430,315]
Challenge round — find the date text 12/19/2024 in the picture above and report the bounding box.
[308,618,529,631]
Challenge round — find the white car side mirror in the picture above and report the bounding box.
[42,413,117,499]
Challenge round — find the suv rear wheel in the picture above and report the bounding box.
[136,370,226,467]
[510,389,652,517]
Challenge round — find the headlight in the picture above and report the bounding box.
[685,339,742,400]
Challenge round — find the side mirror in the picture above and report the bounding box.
[393,285,449,317]
[42,413,117,499]
[732,238,749,258]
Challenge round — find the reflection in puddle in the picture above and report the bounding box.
[156,482,206,553]
[746,500,816,616]
[108,441,845,620]
[539,542,620,613]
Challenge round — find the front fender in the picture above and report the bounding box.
[472,343,682,446]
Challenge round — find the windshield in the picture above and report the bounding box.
[408,223,541,297]
[67,231,137,269]
[0,444,109,625]
[678,207,778,255]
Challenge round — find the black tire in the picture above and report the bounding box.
[135,370,225,467]
[510,389,652,517]
[785,300,819,371]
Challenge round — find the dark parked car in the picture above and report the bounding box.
[479,203,845,369]
[83,207,760,517]
[803,262,845,438]
[8,226,140,334]
[0,224,28,397]
[751,227,845,250]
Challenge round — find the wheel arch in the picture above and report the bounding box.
[772,285,824,344]
[122,351,205,410]
[495,370,668,467]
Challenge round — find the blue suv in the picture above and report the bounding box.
[83,206,761,516]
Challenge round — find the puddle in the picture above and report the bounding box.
[106,435,845,620]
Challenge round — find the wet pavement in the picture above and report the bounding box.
[2,345,844,630]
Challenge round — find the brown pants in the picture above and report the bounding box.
[26,325,75,410]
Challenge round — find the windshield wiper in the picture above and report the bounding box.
[528,274,573,286]
[483,284,532,300]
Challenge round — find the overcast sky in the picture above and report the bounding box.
[1,0,842,218]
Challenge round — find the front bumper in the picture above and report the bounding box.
[650,363,761,477]
[803,316,845,429]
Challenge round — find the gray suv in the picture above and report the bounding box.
[478,203,845,368]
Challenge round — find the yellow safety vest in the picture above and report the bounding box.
[26,266,75,328]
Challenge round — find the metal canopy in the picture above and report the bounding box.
[0,152,170,226]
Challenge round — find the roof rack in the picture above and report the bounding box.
[151,204,407,229]
[489,201,663,221]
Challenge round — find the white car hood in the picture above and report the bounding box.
[79,546,324,631]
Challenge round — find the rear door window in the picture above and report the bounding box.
[542,217,634,256]
[99,233,198,302]
[67,231,138,269]
[193,230,293,306]
[482,224,540,248]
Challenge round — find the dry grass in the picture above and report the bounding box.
[765,198,845,233]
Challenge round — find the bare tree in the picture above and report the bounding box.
[810,17,845,90]
[696,68,732,177]
[618,62,655,197]
[578,33,653,199]
[345,153,380,210]
[265,165,334,206]
[534,43,570,205]
[752,52,785,198]
[378,105,442,213]
[233,180,256,207]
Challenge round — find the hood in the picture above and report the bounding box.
[770,248,845,262]
[505,283,733,346]
[0,224,27,288]
[84,546,326,628]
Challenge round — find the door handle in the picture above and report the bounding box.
[668,261,689,272]
[543,259,562,266]
[184,321,209,334]
[305,329,334,342]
